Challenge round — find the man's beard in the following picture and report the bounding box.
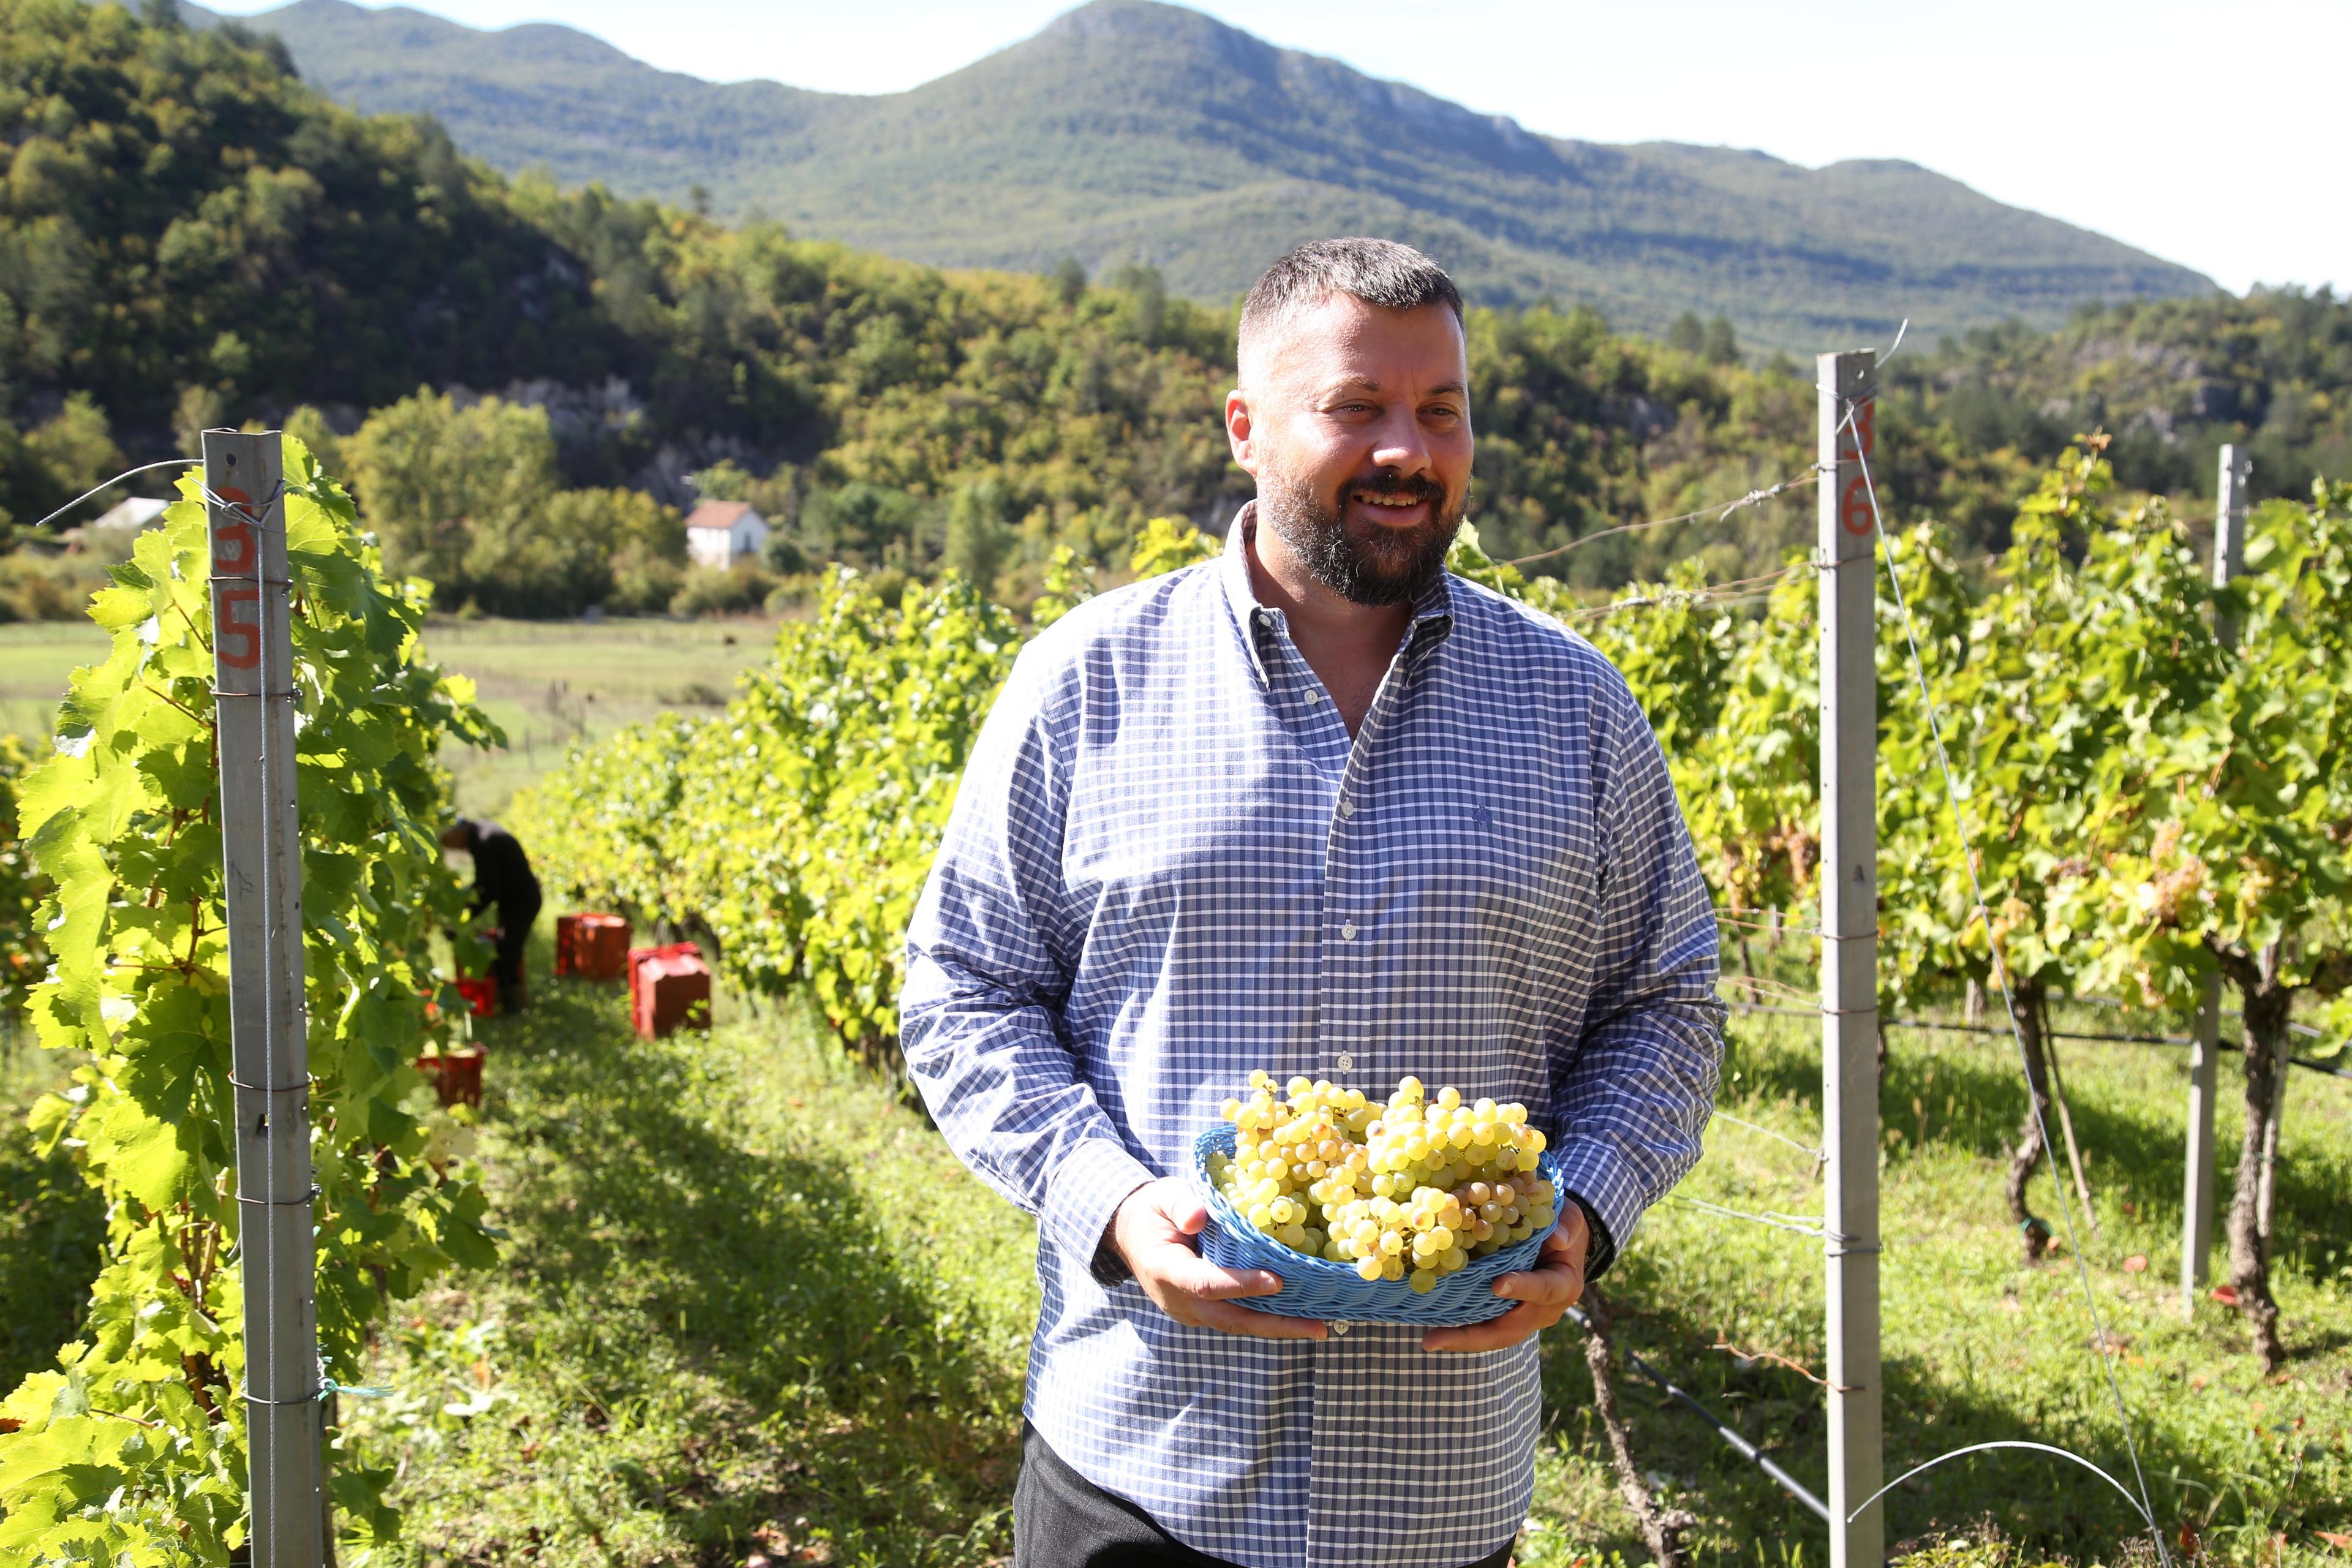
[1257,463,1464,608]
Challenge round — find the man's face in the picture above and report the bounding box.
[1227,295,1473,606]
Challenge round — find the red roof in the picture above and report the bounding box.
[684,500,759,531]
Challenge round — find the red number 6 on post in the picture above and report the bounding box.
[211,484,259,575]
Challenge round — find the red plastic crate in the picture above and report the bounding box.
[416,1049,484,1108]
[626,941,701,1019]
[556,913,632,979]
[631,947,710,1039]
[455,976,498,1017]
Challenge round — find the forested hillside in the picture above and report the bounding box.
[217,0,2218,353]
[1,0,2344,616]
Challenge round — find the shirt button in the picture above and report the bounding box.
[1337,797,1356,820]
[1336,1052,1355,1072]
[1340,921,1357,941]
[1305,689,1322,705]
[1329,1320,1352,1336]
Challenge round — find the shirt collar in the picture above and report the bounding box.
[1219,500,1457,687]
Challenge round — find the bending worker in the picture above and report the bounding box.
[440,816,543,1013]
[902,238,1724,1568]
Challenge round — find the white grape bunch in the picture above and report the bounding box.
[1205,1072,1557,1294]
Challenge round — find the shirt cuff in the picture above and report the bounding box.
[1041,1137,1158,1289]
[1549,1135,1642,1282]
[1563,1192,1617,1280]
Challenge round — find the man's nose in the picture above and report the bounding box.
[1369,411,1433,477]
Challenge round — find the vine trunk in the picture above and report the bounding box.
[2002,978,2053,1263]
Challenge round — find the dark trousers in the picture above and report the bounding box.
[489,892,539,1003]
[1015,1421,1515,1568]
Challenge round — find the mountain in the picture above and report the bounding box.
[209,0,2217,352]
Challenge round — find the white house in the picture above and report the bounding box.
[92,496,171,532]
[59,496,170,551]
[683,500,771,569]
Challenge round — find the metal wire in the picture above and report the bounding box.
[1844,1440,2154,1531]
[1664,1194,1859,1245]
[1849,401,2169,1565]
[1709,1109,1827,1166]
[1725,1002,2350,1079]
[1564,1303,1835,1525]
[1507,472,1823,568]
[28,458,200,533]
[1566,562,1814,625]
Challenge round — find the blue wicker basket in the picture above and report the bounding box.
[1190,1123,1565,1327]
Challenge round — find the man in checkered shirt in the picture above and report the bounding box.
[903,238,1724,1568]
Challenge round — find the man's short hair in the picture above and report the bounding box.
[1238,238,1464,380]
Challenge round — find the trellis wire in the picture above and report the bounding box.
[1665,1194,1856,1244]
[1709,1107,1827,1166]
[1566,562,1813,625]
[1726,1001,2350,1080]
[1564,1303,1834,1524]
[1508,472,1823,568]
[1850,401,2171,1566]
[1716,911,1825,939]
[28,457,199,533]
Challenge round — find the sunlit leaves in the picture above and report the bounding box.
[0,440,500,1562]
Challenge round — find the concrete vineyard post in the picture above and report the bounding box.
[1818,350,1882,1568]
[2181,443,2247,1316]
[205,429,326,1566]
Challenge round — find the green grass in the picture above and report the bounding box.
[421,616,780,816]
[331,957,2351,1567]
[3,899,2343,1562]
[0,614,777,819]
[343,952,1034,1565]
[0,622,108,753]
[1523,1001,2351,1567]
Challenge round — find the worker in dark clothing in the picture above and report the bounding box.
[440,817,542,1012]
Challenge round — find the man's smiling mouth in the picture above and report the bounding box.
[1352,486,1434,510]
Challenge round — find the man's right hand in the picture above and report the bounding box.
[1111,1178,1327,1341]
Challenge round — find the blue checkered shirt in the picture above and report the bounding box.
[902,508,1724,1568]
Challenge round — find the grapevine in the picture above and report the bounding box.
[518,521,1213,1071]
[0,439,500,1561]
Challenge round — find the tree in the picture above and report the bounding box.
[944,480,1016,593]
[344,390,560,595]
[0,394,123,543]
[465,486,682,617]
[1702,315,1740,366]
[1666,312,1706,355]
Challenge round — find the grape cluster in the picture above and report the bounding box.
[1207,1072,1557,1294]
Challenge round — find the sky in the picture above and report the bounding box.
[212,0,2346,296]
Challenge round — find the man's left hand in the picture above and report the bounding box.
[1419,1202,1589,1354]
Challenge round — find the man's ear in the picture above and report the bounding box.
[1225,388,1258,478]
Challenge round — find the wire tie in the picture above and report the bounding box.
[206,576,296,589]
[241,1387,322,1407]
[201,480,288,514]
[318,1379,394,1401]
[1819,1005,1879,1016]
[227,1075,311,1093]
[234,1185,322,1208]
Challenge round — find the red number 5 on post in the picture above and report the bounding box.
[216,586,262,670]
